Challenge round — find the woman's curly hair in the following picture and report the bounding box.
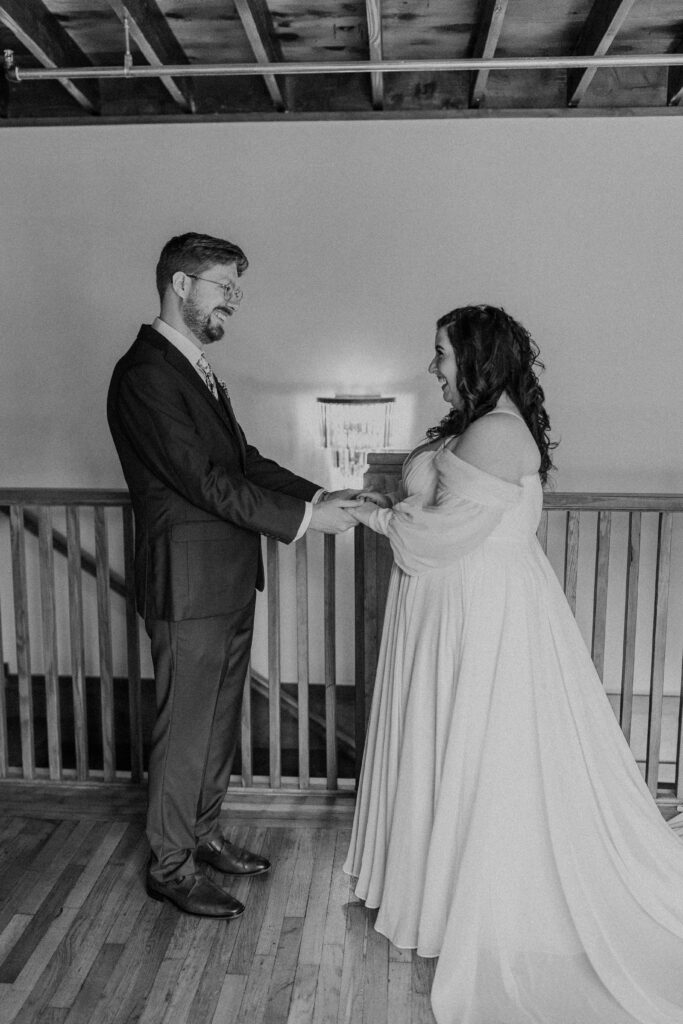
[427,305,557,484]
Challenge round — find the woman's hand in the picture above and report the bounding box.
[358,490,392,508]
[349,501,383,526]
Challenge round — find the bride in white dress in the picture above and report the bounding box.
[344,305,683,1024]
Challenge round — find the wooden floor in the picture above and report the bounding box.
[0,785,437,1024]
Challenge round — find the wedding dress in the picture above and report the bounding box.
[344,424,683,1024]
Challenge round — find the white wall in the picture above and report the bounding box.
[1,117,682,690]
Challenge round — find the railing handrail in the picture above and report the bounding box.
[3,485,683,512]
[0,488,130,505]
[365,452,683,511]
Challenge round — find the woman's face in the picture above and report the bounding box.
[429,327,462,409]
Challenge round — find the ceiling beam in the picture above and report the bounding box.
[567,0,638,107]
[0,0,98,112]
[365,0,383,110]
[668,40,683,106]
[106,0,194,112]
[470,0,509,108]
[233,0,286,112]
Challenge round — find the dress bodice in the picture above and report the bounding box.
[401,443,543,544]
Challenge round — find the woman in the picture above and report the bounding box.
[344,305,683,1024]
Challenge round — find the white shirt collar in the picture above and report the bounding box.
[152,316,206,369]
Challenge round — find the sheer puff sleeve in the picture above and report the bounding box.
[367,448,523,576]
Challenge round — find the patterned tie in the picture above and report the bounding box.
[197,353,219,399]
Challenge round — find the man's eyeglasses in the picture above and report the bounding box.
[186,274,243,304]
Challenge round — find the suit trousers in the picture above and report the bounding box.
[145,596,255,883]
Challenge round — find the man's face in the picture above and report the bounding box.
[181,262,242,346]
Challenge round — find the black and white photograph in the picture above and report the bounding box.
[1,3,683,1023]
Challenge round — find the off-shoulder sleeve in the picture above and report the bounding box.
[367,450,522,575]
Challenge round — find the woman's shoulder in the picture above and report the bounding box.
[448,410,539,483]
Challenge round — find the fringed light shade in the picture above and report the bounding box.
[317,394,395,485]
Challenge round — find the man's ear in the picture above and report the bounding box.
[171,270,188,299]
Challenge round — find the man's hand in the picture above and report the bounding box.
[309,497,362,534]
[322,488,362,501]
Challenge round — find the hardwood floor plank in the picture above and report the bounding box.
[109,903,179,1024]
[210,974,247,1024]
[411,953,437,1024]
[0,863,82,983]
[236,952,276,1024]
[0,913,32,966]
[263,915,305,1024]
[82,899,164,1024]
[228,830,284,975]
[285,826,315,918]
[1,902,81,1023]
[187,873,249,1021]
[59,942,124,1024]
[160,918,222,1024]
[101,832,149,943]
[298,829,337,966]
[337,899,367,1024]
[62,821,128,909]
[50,862,126,1007]
[17,820,97,915]
[256,829,301,957]
[387,961,413,1024]
[0,820,59,930]
[136,957,185,1024]
[312,831,351,1024]
[361,909,389,1024]
[286,961,319,1024]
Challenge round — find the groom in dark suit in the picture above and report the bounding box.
[107,232,358,918]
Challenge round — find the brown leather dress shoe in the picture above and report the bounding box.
[195,837,271,876]
[146,870,245,918]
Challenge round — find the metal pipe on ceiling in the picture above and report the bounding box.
[4,51,683,83]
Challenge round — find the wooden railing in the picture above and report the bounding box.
[3,469,683,809]
[0,489,351,792]
[358,453,683,809]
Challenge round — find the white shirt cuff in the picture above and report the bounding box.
[294,501,314,541]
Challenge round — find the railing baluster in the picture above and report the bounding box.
[536,509,549,553]
[295,537,310,789]
[563,510,580,614]
[620,511,640,743]
[267,537,281,788]
[363,527,379,752]
[646,512,672,797]
[122,506,142,782]
[591,510,611,682]
[241,660,253,787]
[94,508,115,782]
[38,507,61,780]
[324,534,337,790]
[0,587,8,778]
[9,505,34,779]
[66,507,88,780]
[354,527,366,784]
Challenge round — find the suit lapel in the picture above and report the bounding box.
[140,327,244,457]
[217,386,247,464]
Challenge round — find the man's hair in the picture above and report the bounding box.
[155,232,249,299]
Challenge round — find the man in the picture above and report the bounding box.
[107,232,358,918]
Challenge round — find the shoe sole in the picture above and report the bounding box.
[146,886,244,918]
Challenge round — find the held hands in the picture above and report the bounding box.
[309,496,364,534]
[347,500,382,527]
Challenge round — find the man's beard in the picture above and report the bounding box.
[181,298,226,345]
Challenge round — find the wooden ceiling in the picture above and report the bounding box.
[1,0,682,124]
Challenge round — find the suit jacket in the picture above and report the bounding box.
[107,325,319,621]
